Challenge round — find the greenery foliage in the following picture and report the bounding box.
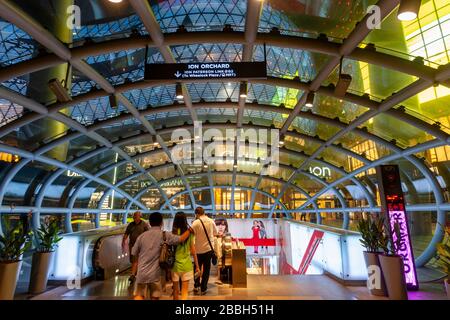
[0,219,32,263]
[357,215,386,253]
[36,217,63,253]
[436,225,450,279]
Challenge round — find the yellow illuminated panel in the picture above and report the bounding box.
[349,140,378,176]
[402,0,450,103]
[0,152,19,163]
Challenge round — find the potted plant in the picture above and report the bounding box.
[436,225,449,298]
[28,217,63,294]
[357,215,387,296]
[378,221,408,300]
[0,219,32,300]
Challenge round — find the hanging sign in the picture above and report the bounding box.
[144,61,267,81]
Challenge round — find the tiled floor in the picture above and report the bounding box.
[26,272,448,300]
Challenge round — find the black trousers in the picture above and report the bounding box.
[195,251,213,292]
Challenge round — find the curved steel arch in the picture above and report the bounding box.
[81,138,371,216]
[29,114,375,214]
[0,0,447,254]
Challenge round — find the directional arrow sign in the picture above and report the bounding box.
[145,61,267,81]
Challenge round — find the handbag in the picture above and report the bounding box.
[199,218,218,266]
[159,231,176,269]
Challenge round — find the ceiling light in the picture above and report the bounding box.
[397,0,421,21]
[203,164,208,169]
[305,92,315,108]
[239,82,247,98]
[334,74,352,97]
[176,83,184,99]
[48,79,71,102]
[108,0,123,3]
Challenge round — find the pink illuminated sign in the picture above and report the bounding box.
[386,199,419,289]
[377,165,419,291]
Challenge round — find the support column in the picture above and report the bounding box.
[24,0,74,162]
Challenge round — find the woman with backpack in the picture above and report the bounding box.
[171,212,201,300]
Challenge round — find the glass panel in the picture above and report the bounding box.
[0,20,36,66]
[43,134,99,162]
[187,82,239,102]
[3,163,48,206]
[193,189,213,208]
[0,99,25,127]
[6,116,70,152]
[254,45,331,82]
[364,0,449,66]
[235,174,258,189]
[84,49,145,85]
[172,43,242,63]
[73,182,101,208]
[248,83,304,109]
[213,172,232,186]
[171,193,192,210]
[153,0,247,33]
[139,188,164,210]
[253,192,275,210]
[362,113,433,149]
[66,96,125,125]
[289,116,341,141]
[312,94,369,123]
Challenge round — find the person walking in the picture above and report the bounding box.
[191,206,218,295]
[122,211,149,283]
[171,212,200,300]
[132,212,192,300]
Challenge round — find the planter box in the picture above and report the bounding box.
[29,251,54,294]
[0,261,22,300]
[363,251,387,296]
[379,254,408,300]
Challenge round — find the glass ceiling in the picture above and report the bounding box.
[0,0,449,220]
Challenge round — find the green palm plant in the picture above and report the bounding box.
[0,219,32,262]
[381,221,402,256]
[357,215,386,253]
[436,226,450,279]
[36,217,63,253]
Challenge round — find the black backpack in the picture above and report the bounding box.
[159,231,176,269]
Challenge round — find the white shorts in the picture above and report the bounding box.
[172,271,194,282]
[134,281,162,299]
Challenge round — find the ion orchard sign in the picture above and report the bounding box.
[145,61,267,81]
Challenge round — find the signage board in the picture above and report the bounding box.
[377,165,419,290]
[144,61,267,81]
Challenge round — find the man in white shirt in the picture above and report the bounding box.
[191,206,218,295]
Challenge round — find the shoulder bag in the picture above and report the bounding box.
[199,218,218,266]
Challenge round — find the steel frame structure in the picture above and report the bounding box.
[0,0,448,265]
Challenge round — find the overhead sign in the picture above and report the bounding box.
[144,61,267,81]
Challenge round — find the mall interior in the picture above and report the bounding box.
[0,0,449,301]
